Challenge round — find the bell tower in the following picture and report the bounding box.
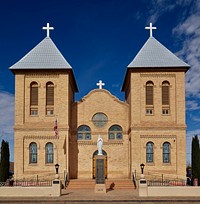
[10,23,78,179]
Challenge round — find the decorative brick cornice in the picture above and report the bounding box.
[130,126,186,131]
[140,73,176,78]
[78,140,123,146]
[25,74,59,78]
[24,135,55,140]
[14,126,69,131]
[140,135,176,139]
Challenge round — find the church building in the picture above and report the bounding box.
[10,23,190,181]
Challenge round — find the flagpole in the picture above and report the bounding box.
[56,116,58,165]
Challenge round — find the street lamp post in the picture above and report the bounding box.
[55,163,59,175]
[140,163,145,174]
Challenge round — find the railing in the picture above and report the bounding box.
[0,180,52,187]
[148,179,187,186]
[132,171,137,189]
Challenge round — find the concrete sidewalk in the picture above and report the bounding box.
[1,188,200,203]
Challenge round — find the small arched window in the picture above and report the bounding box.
[146,81,154,115]
[46,82,54,115]
[29,142,37,163]
[146,81,154,105]
[109,125,123,140]
[146,142,154,163]
[162,81,170,105]
[45,143,54,164]
[30,82,38,115]
[163,142,171,163]
[77,125,91,140]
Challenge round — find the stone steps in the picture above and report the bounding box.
[67,179,136,190]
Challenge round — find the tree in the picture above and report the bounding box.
[191,135,200,185]
[0,140,10,182]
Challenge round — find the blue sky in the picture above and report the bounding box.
[0,0,200,164]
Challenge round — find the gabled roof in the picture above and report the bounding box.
[10,37,72,69]
[128,37,190,68]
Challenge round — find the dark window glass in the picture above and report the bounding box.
[29,142,37,163]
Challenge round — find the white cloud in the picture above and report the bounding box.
[147,0,192,24]
[190,115,200,122]
[186,100,200,110]
[148,1,175,23]
[173,1,200,98]
[0,91,14,137]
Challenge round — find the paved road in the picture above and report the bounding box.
[1,189,200,203]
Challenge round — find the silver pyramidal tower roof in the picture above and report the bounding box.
[128,37,190,68]
[10,37,72,69]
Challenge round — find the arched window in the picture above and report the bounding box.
[29,142,37,163]
[163,142,171,163]
[46,82,54,115]
[108,125,123,140]
[30,82,38,115]
[162,81,170,105]
[146,81,154,105]
[162,81,170,115]
[45,143,54,164]
[77,125,91,140]
[146,81,154,115]
[146,142,154,163]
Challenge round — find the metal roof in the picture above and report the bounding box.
[128,37,190,68]
[10,37,72,69]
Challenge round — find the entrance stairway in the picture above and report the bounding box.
[67,179,136,190]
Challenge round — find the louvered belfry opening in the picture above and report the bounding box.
[162,81,170,115]
[46,82,54,115]
[162,81,170,105]
[146,81,154,115]
[30,82,38,115]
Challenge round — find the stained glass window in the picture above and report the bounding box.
[77,125,91,140]
[46,143,54,163]
[146,142,154,163]
[29,142,37,163]
[163,142,170,163]
[92,113,108,127]
[109,125,123,140]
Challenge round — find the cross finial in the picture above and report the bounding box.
[145,23,156,37]
[42,23,54,37]
[96,80,105,89]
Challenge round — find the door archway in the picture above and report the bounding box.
[92,150,107,179]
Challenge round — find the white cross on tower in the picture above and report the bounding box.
[42,23,54,37]
[145,22,157,37]
[96,80,105,89]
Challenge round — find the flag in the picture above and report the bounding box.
[54,118,58,139]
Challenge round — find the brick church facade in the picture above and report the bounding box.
[10,23,190,180]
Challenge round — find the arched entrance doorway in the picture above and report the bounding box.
[92,150,107,179]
